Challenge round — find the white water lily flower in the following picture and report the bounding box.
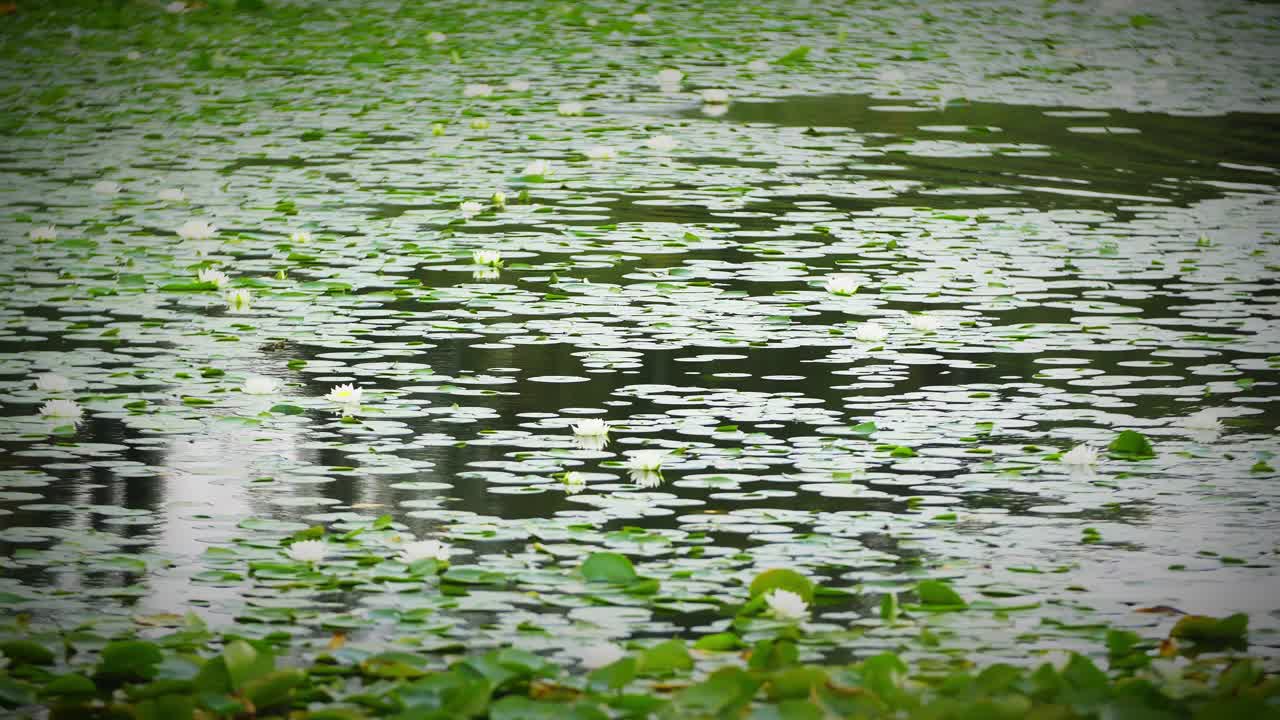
[1141,657,1197,701]
[627,449,669,472]
[491,191,506,208]
[461,200,485,218]
[853,321,888,342]
[225,289,252,311]
[645,134,679,152]
[572,418,612,437]
[630,469,663,488]
[197,268,230,288]
[325,384,363,406]
[909,314,941,332]
[241,376,278,395]
[577,643,625,670]
[1060,444,1099,466]
[747,59,769,72]
[632,12,653,23]
[473,267,500,281]
[34,373,73,393]
[656,68,683,85]
[290,230,312,244]
[177,219,217,240]
[574,432,608,450]
[286,540,327,564]
[29,225,57,241]
[523,159,553,177]
[463,83,493,98]
[561,471,587,493]
[507,79,530,92]
[39,399,81,420]
[427,31,447,43]
[157,188,186,202]
[824,275,859,296]
[700,88,730,104]
[585,145,616,161]
[92,180,121,195]
[557,101,585,116]
[765,588,809,621]
[1181,409,1223,432]
[397,539,450,564]
[472,249,502,267]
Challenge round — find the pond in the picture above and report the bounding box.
[1,1,1278,716]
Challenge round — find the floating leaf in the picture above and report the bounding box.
[693,632,744,652]
[671,666,760,715]
[635,639,693,677]
[915,580,968,609]
[775,46,812,66]
[97,640,163,681]
[1108,430,1155,459]
[1170,613,1249,646]
[222,640,275,691]
[749,568,815,603]
[586,657,636,693]
[581,552,638,584]
[0,640,54,666]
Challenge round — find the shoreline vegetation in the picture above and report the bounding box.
[0,561,1273,718]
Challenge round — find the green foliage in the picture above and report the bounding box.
[96,640,163,683]
[748,568,815,603]
[1170,613,1249,647]
[580,552,638,584]
[748,638,798,672]
[0,639,55,666]
[0,623,1272,718]
[914,579,967,609]
[774,46,812,66]
[586,657,635,693]
[693,632,744,652]
[221,639,275,691]
[669,666,760,716]
[1108,429,1156,459]
[880,591,899,623]
[635,639,693,677]
[269,403,306,415]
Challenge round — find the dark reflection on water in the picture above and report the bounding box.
[694,94,1280,210]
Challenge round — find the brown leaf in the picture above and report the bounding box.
[327,632,347,651]
[1136,605,1186,615]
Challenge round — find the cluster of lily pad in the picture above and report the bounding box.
[0,554,1270,718]
[2,0,1279,717]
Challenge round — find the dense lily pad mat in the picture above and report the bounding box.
[2,0,1280,717]
[0,613,1276,719]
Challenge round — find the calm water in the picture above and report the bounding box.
[2,1,1279,670]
